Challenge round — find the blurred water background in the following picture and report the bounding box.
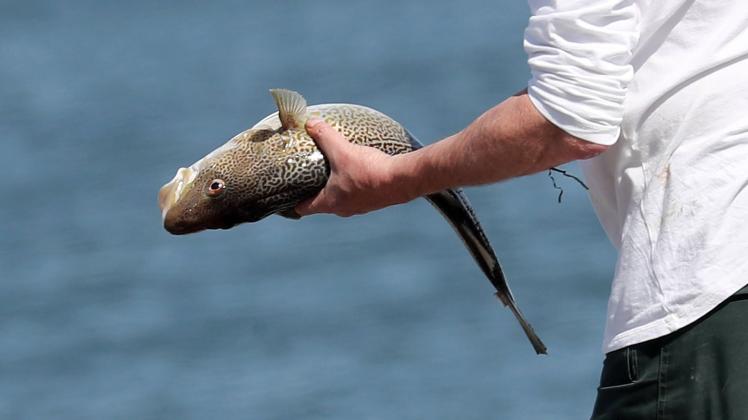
[0,1,617,419]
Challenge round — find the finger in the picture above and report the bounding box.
[305,118,350,162]
[295,190,330,216]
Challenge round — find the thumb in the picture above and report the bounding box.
[305,118,350,162]
[295,189,330,216]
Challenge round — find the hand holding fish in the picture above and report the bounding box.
[295,119,415,217]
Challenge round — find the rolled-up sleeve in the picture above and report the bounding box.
[524,1,640,145]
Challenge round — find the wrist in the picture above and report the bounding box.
[387,151,434,203]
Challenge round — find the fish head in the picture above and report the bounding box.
[158,129,283,235]
[159,89,330,234]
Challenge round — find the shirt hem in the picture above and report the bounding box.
[602,279,748,354]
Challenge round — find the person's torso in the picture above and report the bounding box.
[581,0,748,353]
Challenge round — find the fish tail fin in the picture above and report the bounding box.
[496,291,548,355]
[425,188,547,355]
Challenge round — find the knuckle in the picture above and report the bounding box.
[316,122,331,135]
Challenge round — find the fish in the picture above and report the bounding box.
[158,89,547,355]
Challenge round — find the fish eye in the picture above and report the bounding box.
[207,179,226,197]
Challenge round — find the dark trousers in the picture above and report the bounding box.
[591,286,748,420]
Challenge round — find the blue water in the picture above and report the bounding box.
[0,1,617,419]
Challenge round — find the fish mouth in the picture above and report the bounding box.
[159,166,198,221]
[164,217,237,235]
[163,204,274,235]
[159,166,204,234]
[163,220,205,235]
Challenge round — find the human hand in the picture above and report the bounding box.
[295,119,412,217]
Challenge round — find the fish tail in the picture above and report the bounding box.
[425,188,547,355]
[496,291,548,355]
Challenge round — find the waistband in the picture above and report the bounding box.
[734,284,748,296]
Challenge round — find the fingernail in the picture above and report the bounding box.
[306,118,323,128]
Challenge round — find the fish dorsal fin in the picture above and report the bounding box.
[270,88,307,131]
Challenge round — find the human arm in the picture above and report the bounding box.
[295,91,607,217]
[296,0,640,217]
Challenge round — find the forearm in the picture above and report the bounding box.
[296,92,609,217]
[390,92,607,199]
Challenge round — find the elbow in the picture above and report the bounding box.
[544,121,611,162]
[565,136,609,160]
[523,91,614,162]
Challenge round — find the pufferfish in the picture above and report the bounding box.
[158,89,547,355]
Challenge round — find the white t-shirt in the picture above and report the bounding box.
[524,0,748,353]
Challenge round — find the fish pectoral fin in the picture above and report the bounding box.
[277,208,302,220]
[270,88,308,131]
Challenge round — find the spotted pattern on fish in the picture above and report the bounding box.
[214,104,417,217]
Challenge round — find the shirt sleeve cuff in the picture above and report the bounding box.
[527,81,621,146]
